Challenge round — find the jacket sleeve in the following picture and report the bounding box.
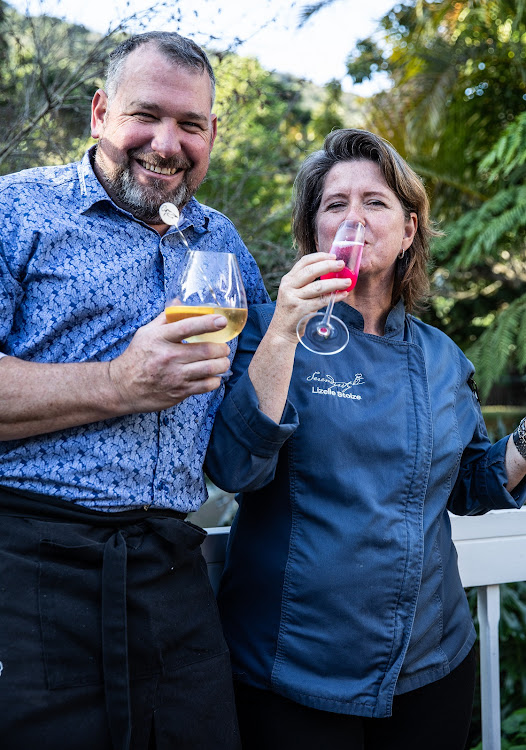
[205,305,299,493]
[447,362,526,515]
[448,435,526,515]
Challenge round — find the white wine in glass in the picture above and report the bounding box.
[165,250,248,343]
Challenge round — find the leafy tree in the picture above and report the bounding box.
[0,2,358,297]
[429,113,526,400]
[344,1,525,176]
[0,3,118,172]
[198,54,348,295]
[312,0,526,401]
[198,54,308,294]
[0,0,195,173]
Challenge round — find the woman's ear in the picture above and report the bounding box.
[402,212,418,250]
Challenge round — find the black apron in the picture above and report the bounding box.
[0,488,239,750]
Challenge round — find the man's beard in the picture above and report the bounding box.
[97,147,199,223]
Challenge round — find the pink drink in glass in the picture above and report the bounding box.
[296,220,365,355]
[321,238,364,290]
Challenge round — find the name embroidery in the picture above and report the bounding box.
[306,371,364,399]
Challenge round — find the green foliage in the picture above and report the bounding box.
[481,110,526,184]
[338,0,526,402]
[0,4,130,172]
[428,113,526,398]
[432,114,526,269]
[346,38,387,84]
[431,191,526,270]
[197,53,349,296]
[466,299,526,400]
[197,54,305,294]
[471,707,526,750]
[0,2,358,298]
[355,1,526,165]
[0,1,183,173]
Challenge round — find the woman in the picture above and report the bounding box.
[205,129,526,749]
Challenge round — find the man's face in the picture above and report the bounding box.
[91,43,217,227]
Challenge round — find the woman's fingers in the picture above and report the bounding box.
[270,253,353,343]
[291,252,341,285]
[285,253,351,299]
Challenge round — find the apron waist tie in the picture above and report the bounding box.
[102,530,131,750]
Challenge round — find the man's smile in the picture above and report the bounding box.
[136,159,184,176]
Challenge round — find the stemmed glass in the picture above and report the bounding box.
[165,250,248,344]
[296,220,365,355]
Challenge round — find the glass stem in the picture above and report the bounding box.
[318,293,336,332]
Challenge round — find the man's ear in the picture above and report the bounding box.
[209,113,218,152]
[91,89,108,139]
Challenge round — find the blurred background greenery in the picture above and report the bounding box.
[1,0,524,403]
[1,2,525,746]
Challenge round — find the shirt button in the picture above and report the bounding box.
[162,416,169,426]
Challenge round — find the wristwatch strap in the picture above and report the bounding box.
[512,417,526,461]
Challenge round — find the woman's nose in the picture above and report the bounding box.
[344,207,365,226]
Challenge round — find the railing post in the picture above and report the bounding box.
[477,584,501,750]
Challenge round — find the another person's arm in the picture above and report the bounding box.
[206,253,351,491]
[449,390,526,514]
[0,312,230,440]
[248,253,350,423]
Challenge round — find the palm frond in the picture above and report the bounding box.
[480,112,526,183]
[467,296,526,401]
[431,185,526,267]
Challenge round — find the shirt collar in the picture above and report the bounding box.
[76,147,210,235]
[76,146,112,212]
[175,196,209,234]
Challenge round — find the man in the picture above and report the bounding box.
[0,31,268,749]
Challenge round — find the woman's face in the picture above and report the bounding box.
[315,159,417,289]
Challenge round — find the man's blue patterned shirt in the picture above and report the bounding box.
[0,148,269,511]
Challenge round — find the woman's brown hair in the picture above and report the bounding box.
[292,129,437,313]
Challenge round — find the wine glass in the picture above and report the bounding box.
[165,250,248,344]
[297,220,365,355]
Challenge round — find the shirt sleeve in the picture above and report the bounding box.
[448,366,526,515]
[205,305,298,493]
[236,243,270,307]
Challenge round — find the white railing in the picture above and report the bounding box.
[450,507,526,750]
[203,507,526,750]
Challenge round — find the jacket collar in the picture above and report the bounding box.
[335,298,407,340]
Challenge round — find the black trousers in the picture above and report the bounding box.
[0,489,240,750]
[234,646,476,750]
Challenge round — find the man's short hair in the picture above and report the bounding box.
[105,31,216,105]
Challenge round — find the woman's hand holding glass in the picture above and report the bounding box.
[268,253,353,347]
[296,220,365,355]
